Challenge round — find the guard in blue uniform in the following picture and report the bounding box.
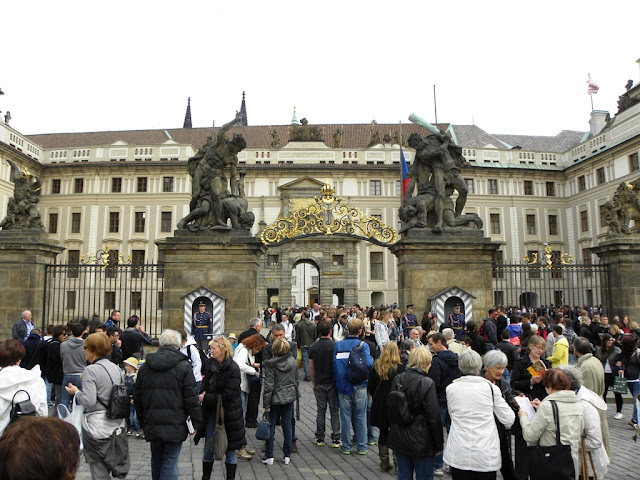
[448,304,466,340]
[401,304,418,339]
[193,301,212,350]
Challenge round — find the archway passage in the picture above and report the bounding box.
[260,184,397,247]
[291,259,320,307]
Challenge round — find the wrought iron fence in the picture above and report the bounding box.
[43,263,164,338]
[491,262,611,314]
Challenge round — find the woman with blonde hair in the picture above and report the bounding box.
[374,309,391,350]
[368,341,405,472]
[390,309,402,343]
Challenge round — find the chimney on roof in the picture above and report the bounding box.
[236,92,248,126]
[589,110,609,136]
[183,97,192,129]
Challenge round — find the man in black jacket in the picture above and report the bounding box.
[135,329,203,480]
[120,316,152,359]
[427,333,462,476]
[238,317,265,428]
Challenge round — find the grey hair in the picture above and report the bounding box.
[442,328,454,340]
[458,349,483,376]
[21,310,31,318]
[249,317,262,328]
[158,329,182,349]
[483,350,508,369]
[573,337,592,355]
[272,323,285,333]
[557,364,583,390]
[404,338,419,350]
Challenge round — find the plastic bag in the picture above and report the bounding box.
[57,397,85,451]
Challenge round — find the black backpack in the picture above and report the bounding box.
[346,341,369,385]
[386,374,420,425]
[187,344,209,377]
[9,390,37,424]
[96,363,130,419]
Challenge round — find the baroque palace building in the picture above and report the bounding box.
[1,65,639,314]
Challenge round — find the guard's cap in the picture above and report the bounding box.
[406,304,414,309]
[199,301,206,306]
[454,304,461,308]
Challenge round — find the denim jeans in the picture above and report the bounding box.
[434,406,450,469]
[44,378,52,403]
[628,381,639,423]
[301,347,310,380]
[367,393,377,442]
[339,386,368,452]
[60,373,82,410]
[129,404,141,431]
[150,440,183,480]
[396,453,435,480]
[241,391,249,417]
[502,370,512,389]
[314,383,340,442]
[266,402,293,458]
[202,414,237,463]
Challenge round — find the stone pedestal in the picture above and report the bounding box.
[157,229,266,335]
[0,230,64,335]
[592,236,640,321]
[389,229,500,326]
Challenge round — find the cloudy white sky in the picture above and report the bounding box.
[3,1,639,137]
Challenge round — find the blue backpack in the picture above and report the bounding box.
[346,341,369,385]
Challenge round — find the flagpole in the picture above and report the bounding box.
[588,73,594,112]
[433,85,438,124]
[399,120,403,201]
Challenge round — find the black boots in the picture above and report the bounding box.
[226,462,237,480]
[202,461,214,480]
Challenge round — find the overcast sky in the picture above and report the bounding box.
[3,1,640,138]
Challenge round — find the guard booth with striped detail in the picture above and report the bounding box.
[184,286,226,340]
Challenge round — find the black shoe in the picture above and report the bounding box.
[291,442,297,453]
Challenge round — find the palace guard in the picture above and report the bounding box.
[193,301,212,350]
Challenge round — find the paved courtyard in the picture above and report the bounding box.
[74,377,640,480]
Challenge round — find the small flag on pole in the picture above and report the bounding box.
[400,146,410,197]
[587,76,599,95]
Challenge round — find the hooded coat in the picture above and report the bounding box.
[0,365,48,435]
[194,356,246,450]
[263,354,298,408]
[427,349,462,407]
[60,336,86,375]
[134,346,202,443]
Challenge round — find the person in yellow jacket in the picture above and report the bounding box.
[546,325,569,367]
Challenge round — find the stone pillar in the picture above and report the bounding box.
[157,230,266,335]
[0,231,64,335]
[592,236,640,321]
[390,229,500,326]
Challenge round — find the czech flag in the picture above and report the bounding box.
[400,146,410,197]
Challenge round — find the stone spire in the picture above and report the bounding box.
[183,97,192,129]
[236,91,248,126]
[291,106,299,125]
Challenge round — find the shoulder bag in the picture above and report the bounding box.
[255,411,271,441]
[212,398,228,460]
[612,373,628,394]
[527,400,575,480]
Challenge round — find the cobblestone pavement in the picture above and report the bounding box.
[74,377,640,480]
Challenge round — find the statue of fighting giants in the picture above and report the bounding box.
[400,113,480,233]
[604,179,640,235]
[178,114,255,231]
[0,159,44,231]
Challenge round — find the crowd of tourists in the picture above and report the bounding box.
[1,303,639,480]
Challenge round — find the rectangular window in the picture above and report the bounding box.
[109,212,119,233]
[311,275,319,286]
[370,180,382,196]
[490,213,500,234]
[137,177,148,193]
[526,214,536,234]
[68,249,80,279]
[527,250,541,279]
[546,182,555,197]
[163,176,174,193]
[132,250,145,279]
[131,291,142,310]
[48,213,58,234]
[551,251,563,278]
[161,211,172,232]
[74,178,84,194]
[630,152,639,172]
[396,180,402,196]
[105,250,119,279]
[488,179,498,195]
[332,254,344,266]
[524,180,533,195]
[548,215,558,235]
[494,291,504,307]
[577,175,586,192]
[66,291,76,310]
[596,167,606,185]
[580,210,589,232]
[112,177,122,193]
[105,291,116,310]
[465,178,474,194]
[372,214,382,221]
[157,292,164,310]
[71,212,81,233]
[51,179,61,194]
[267,255,279,266]
[492,250,503,279]
[134,212,146,233]
[599,204,607,228]
[370,252,384,280]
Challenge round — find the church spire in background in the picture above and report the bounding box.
[183,97,192,129]
[236,91,248,126]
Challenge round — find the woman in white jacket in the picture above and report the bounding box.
[444,349,515,479]
[233,333,267,415]
[0,339,48,436]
